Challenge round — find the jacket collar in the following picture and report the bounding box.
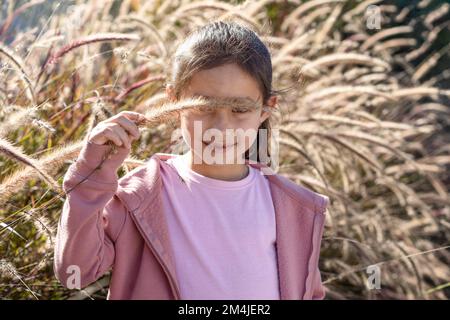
[115,153,327,300]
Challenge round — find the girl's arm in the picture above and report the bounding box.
[53,140,130,289]
[310,207,329,300]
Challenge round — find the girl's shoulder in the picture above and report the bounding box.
[113,154,165,212]
[261,169,330,215]
[115,153,329,216]
[114,152,185,204]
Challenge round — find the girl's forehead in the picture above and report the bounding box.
[184,64,263,103]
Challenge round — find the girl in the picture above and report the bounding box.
[54,21,330,300]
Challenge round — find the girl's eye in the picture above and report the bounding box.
[196,106,214,113]
[232,108,249,113]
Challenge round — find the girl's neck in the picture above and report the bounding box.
[181,151,249,181]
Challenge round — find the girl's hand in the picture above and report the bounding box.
[87,111,145,149]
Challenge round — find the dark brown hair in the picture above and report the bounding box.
[168,20,277,165]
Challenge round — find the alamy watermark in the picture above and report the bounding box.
[65,264,81,290]
[365,5,382,30]
[366,264,381,290]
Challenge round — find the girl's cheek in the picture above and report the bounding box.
[239,132,256,151]
[181,113,260,147]
[180,119,204,150]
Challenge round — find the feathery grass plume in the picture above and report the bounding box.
[406,25,444,62]
[395,6,413,23]
[287,125,416,166]
[31,118,56,134]
[286,114,413,130]
[215,10,261,33]
[301,53,391,76]
[311,3,343,50]
[418,0,435,9]
[373,38,417,53]
[360,26,413,51]
[412,44,450,82]
[117,15,167,57]
[0,43,36,103]
[46,33,140,67]
[410,103,450,117]
[114,75,165,102]
[424,3,449,28]
[315,133,384,172]
[329,130,419,164]
[425,68,450,86]
[112,46,130,64]
[385,158,446,176]
[135,92,167,113]
[295,6,332,36]
[0,258,39,299]
[261,35,289,47]
[21,209,55,247]
[0,137,63,195]
[342,0,383,22]
[272,30,315,67]
[0,106,39,137]
[0,104,22,115]
[0,140,83,205]
[86,95,114,134]
[392,87,450,99]
[322,244,450,283]
[167,1,260,32]
[355,72,389,84]
[0,259,19,280]
[0,87,8,105]
[278,136,331,186]
[281,0,345,33]
[304,85,396,104]
[137,96,263,127]
[245,0,276,17]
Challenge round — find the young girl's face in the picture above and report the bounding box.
[167,63,275,164]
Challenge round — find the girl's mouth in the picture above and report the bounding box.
[202,141,237,149]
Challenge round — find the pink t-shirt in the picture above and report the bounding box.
[159,154,280,300]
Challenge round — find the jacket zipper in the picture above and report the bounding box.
[129,213,181,300]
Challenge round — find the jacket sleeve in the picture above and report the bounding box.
[311,205,329,300]
[53,140,130,289]
[311,267,326,300]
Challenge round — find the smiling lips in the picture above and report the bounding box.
[202,141,237,149]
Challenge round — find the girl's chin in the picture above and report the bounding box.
[193,141,246,160]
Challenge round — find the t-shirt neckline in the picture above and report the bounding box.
[167,154,256,189]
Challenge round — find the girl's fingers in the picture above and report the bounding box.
[115,111,146,123]
[96,111,145,148]
[103,127,123,147]
[110,125,130,149]
[114,116,140,140]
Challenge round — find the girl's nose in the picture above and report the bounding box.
[211,108,232,131]
[204,110,236,144]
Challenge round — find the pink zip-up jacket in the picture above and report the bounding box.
[54,140,330,300]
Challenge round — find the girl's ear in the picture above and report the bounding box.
[165,83,181,123]
[260,95,277,124]
[267,95,278,108]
